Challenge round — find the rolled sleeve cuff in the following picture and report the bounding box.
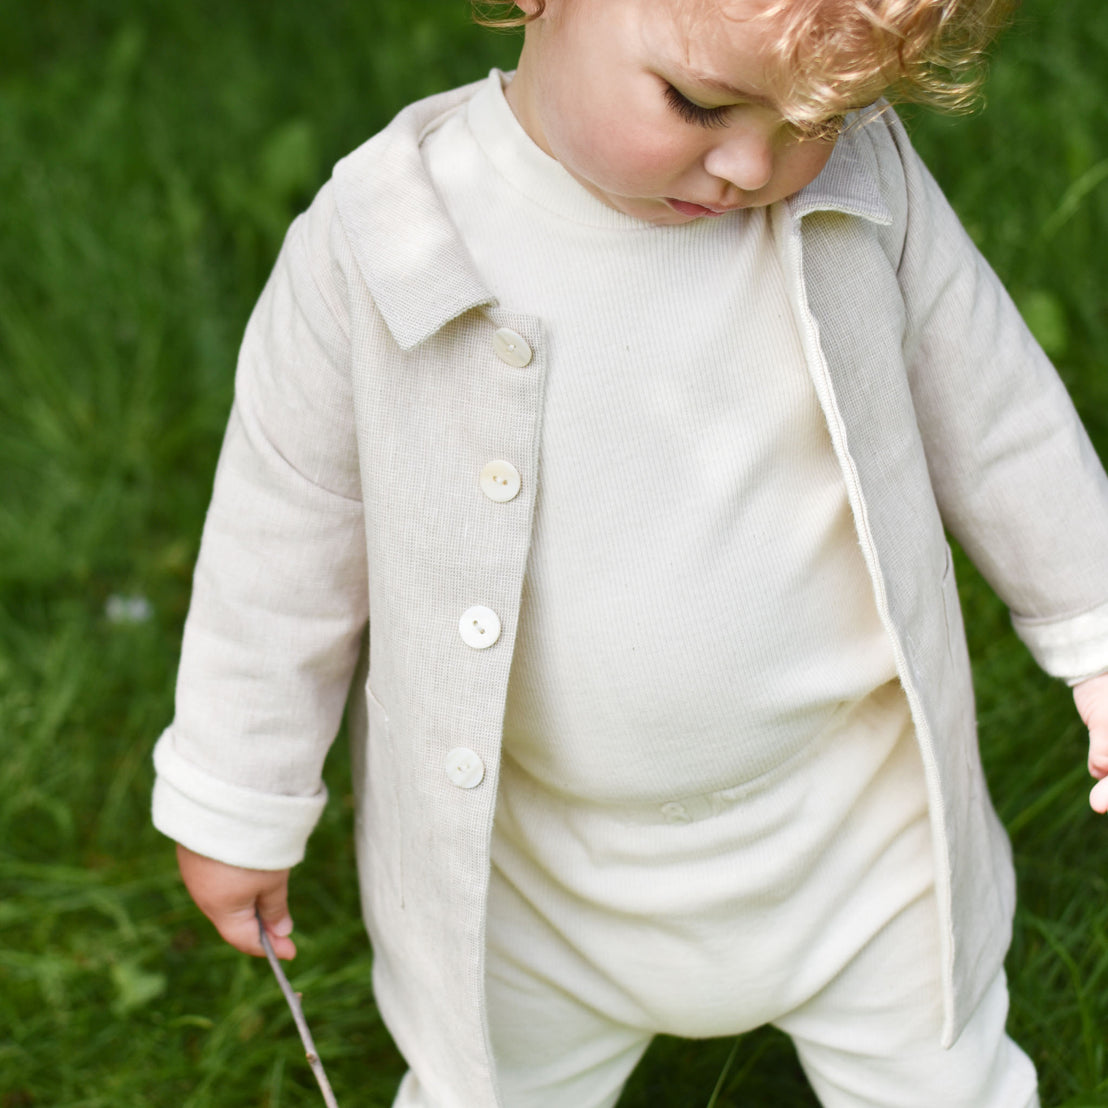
[1012,597,1108,686]
[152,727,327,870]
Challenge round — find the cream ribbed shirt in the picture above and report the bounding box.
[423,72,897,807]
[423,75,932,1041]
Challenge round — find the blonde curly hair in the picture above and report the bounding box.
[474,0,1014,127]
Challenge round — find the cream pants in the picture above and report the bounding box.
[483,882,1038,1108]
[397,681,1039,1107]
[481,682,1038,1108]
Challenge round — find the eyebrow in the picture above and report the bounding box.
[688,76,777,109]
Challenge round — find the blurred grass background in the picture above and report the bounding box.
[0,0,1106,1104]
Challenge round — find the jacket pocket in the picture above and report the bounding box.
[939,543,960,648]
[353,681,405,912]
[938,542,979,754]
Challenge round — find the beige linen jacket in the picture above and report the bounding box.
[153,80,1108,1106]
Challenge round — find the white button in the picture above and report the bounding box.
[660,801,691,825]
[445,747,485,789]
[493,328,532,367]
[479,460,522,503]
[459,605,501,649]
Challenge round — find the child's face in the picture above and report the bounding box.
[506,0,845,225]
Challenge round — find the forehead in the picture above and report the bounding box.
[659,0,893,117]
[653,0,789,92]
[668,0,776,41]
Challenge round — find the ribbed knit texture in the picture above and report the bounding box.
[423,72,898,806]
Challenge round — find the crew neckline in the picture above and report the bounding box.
[464,69,739,233]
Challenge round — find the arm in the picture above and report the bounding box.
[154,182,366,882]
[889,120,1108,666]
[879,114,1108,803]
[1074,673,1108,814]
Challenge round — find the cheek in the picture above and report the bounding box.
[560,118,693,192]
[779,141,835,193]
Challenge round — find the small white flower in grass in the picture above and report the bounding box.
[105,594,153,624]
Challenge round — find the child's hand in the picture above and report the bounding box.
[1074,673,1108,814]
[176,843,297,959]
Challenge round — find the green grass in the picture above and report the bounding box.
[1,0,1106,1104]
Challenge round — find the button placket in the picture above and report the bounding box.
[445,327,530,799]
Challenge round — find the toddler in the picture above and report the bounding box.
[154,0,1108,1105]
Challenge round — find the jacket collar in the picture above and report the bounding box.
[788,106,894,226]
[333,80,495,351]
[333,83,892,350]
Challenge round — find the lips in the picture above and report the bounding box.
[666,199,739,218]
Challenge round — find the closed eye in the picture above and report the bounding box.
[664,84,731,129]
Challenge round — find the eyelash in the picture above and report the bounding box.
[664,83,845,143]
[664,84,730,129]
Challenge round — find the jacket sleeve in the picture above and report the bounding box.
[152,182,368,869]
[880,113,1108,683]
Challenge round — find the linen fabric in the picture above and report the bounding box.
[482,682,1036,1107]
[152,75,1108,1107]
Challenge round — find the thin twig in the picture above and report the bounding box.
[256,910,340,1108]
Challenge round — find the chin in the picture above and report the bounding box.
[610,196,691,225]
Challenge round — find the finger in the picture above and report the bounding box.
[212,904,298,959]
[1088,721,1108,769]
[255,878,296,958]
[1090,775,1108,815]
[259,923,297,961]
[212,902,274,958]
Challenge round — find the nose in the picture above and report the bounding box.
[702,129,774,194]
